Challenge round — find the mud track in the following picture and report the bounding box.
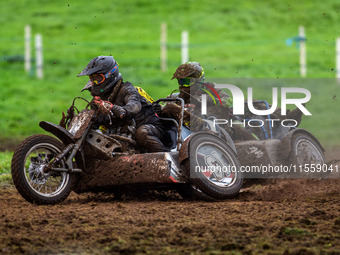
[1,177,340,254]
[1,145,339,254]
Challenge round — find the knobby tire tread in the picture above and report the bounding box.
[11,135,74,205]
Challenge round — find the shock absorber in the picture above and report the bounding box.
[44,144,75,172]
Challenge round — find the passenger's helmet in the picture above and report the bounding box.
[171,62,204,87]
[78,56,122,96]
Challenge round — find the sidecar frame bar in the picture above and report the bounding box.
[155,98,185,151]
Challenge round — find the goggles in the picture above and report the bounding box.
[89,73,105,85]
[89,63,119,86]
[178,77,192,87]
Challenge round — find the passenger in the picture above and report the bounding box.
[170,61,303,140]
[170,62,232,110]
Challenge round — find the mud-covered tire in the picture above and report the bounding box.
[11,135,75,205]
[176,183,216,201]
[186,133,243,199]
[290,133,325,166]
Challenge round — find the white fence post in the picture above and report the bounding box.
[24,25,31,73]
[35,34,43,79]
[160,23,167,72]
[181,30,189,64]
[336,38,340,81]
[299,26,306,77]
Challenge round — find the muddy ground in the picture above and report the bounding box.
[1,179,339,254]
[0,146,340,254]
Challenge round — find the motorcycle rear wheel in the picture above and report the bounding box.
[186,133,243,199]
[11,135,75,205]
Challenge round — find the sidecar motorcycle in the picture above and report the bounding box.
[177,93,326,177]
[230,100,326,175]
[11,97,243,204]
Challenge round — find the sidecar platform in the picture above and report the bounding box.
[235,139,283,167]
[75,151,187,193]
[234,128,326,178]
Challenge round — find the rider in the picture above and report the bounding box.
[78,55,173,152]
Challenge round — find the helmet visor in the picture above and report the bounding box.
[89,73,105,86]
[178,77,192,87]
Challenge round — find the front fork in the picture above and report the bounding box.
[44,124,92,174]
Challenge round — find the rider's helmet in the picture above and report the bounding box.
[171,62,204,87]
[78,56,122,96]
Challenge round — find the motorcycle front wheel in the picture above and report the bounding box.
[11,135,75,205]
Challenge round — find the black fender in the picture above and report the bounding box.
[279,128,325,161]
[39,121,75,144]
[39,121,85,169]
[178,130,237,165]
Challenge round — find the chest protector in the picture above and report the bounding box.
[135,87,154,104]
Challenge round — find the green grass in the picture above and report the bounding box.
[0,0,339,145]
[0,151,13,185]
[281,227,310,236]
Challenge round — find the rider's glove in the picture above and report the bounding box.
[152,103,162,114]
[93,96,114,115]
[93,97,126,118]
[111,105,126,119]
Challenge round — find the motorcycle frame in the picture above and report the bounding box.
[40,97,186,174]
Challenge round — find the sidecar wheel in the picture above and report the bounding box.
[186,133,243,199]
[290,133,325,166]
[11,135,75,205]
